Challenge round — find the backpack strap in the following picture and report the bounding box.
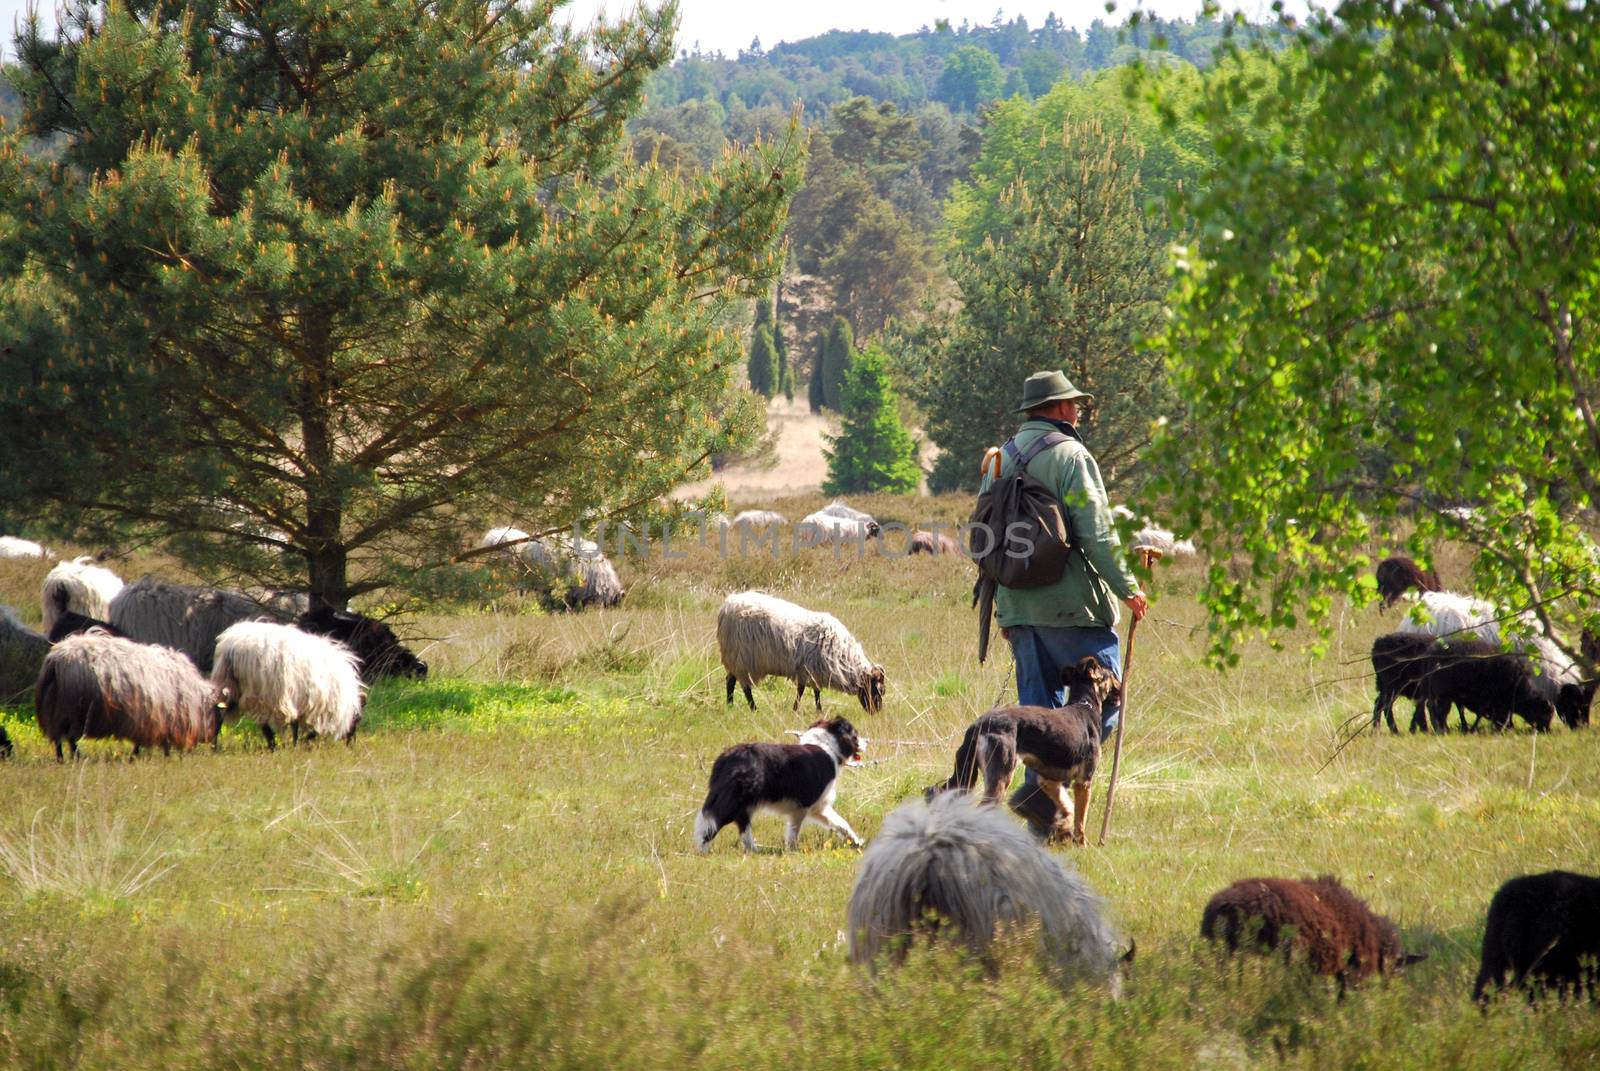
[1003,431,1071,471]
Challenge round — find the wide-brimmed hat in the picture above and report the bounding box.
[1015,370,1093,413]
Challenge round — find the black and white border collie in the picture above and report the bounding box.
[694,717,865,853]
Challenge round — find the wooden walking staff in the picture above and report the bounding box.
[1098,544,1161,846]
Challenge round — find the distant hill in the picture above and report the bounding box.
[638,12,1275,125]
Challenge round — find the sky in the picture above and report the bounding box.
[0,1,1307,64]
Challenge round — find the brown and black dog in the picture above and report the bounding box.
[926,657,1122,846]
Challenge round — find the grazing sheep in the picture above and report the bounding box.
[1201,876,1423,993]
[1129,526,1196,558]
[1,605,51,705]
[210,621,365,749]
[729,509,787,531]
[478,527,624,609]
[0,725,11,758]
[847,793,1129,993]
[40,557,125,636]
[0,536,50,559]
[35,632,225,759]
[1375,555,1441,610]
[909,530,962,556]
[717,591,885,714]
[820,500,877,525]
[797,510,881,547]
[295,606,427,681]
[1371,632,1556,733]
[46,610,123,643]
[1474,870,1600,1003]
[108,576,278,673]
[1399,590,1581,709]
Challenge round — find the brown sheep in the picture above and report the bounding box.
[1201,876,1424,993]
[1375,555,1441,610]
[909,530,962,556]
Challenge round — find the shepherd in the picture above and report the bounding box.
[971,370,1147,842]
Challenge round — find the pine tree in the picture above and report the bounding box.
[823,345,921,495]
[821,315,854,411]
[747,326,776,397]
[773,317,793,401]
[808,339,827,413]
[0,2,799,607]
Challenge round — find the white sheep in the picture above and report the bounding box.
[210,621,365,749]
[1130,526,1197,558]
[729,510,787,531]
[0,536,50,560]
[716,591,885,714]
[478,526,624,609]
[820,500,876,525]
[1399,590,1581,702]
[797,510,880,548]
[41,557,125,636]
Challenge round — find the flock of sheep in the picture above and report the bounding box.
[1,521,1596,1004]
[0,552,427,757]
[698,539,1599,1004]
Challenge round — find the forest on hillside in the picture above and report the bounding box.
[628,10,1289,491]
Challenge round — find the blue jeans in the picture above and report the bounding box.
[1007,624,1123,791]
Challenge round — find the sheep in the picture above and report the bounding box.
[1399,590,1581,709]
[717,591,885,714]
[210,621,365,750]
[40,556,125,636]
[1129,526,1196,558]
[0,725,10,758]
[1474,870,1600,1003]
[46,611,123,643]
[820,500,876,525]
[0,536,50,559]
[729,509,786,531]
[1374,555,1440,610]
[295,605,428,681]
[1371,632,1556,733]
[796,510,880,548]
[0,605,50,706]
[847,793,1129,993]
[34,632,225,759]
[477,527,625,609]
[909,530,962,556]
[1201,876,1423,994]
[108,576,279,673]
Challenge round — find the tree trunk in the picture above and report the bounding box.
[298,316,348,612]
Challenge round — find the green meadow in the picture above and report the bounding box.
[0,494,1596,1070]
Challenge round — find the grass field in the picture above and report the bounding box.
[1,494,1597,1069]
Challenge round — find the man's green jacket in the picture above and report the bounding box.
[979,418,1140,629]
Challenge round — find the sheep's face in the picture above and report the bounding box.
[1556,681,1596,729]
[857,667,886,714]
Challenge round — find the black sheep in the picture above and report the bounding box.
[1418,637,1554,732]
[295,606,428,681]
[1371,633,1438,733]
[45,610,123,643]
[1474,870,1600,1003]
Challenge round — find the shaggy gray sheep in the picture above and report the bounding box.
[717,591,885,713]
[478,527,624,609]
[847,793,1128,992]
[211,621,365,749]
[0,605,50,706]
[40,556,125,636]
[107,576,280,673]
[35,632,225,758]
